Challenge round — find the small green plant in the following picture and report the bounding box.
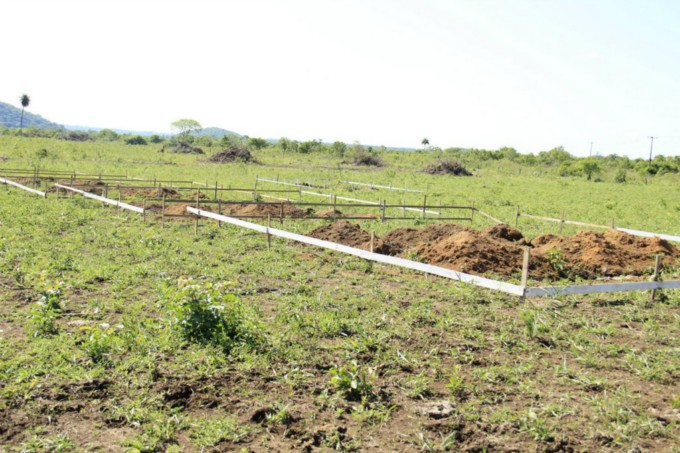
[446,365,466,397]
[28,288,63,337]
[329,361,374,401]
[518,410,555,442]
[80,325,116,365]
[546,248,567,274]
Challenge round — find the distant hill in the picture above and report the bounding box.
[0,101,64,129]
[195,127,241,138]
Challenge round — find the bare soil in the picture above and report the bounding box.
[308,221,680,280]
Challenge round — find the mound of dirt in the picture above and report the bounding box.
[308,221,372,248]
[374,224,471,256]
[306,221,678,281]
[224,202,305,218]
[424,160,472,176]
[77,180,106,195]
[483,224,525,242]
[167,142,204,154]
[531,229,680,278]
[317,209,344,218]
[209,146,253,163]
[141,202,213,219]
[414,229,556,279]
[121,187,181,199]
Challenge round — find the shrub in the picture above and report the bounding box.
[163,142,204,154]
[125,135,148,145]
[167,281,263,354]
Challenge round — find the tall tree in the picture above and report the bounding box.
[421,137,430,148]
[171,118,202,137]
[19,94,30,129]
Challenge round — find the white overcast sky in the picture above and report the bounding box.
[1,0,680,158]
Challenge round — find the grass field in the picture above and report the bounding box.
[1,136,679,451]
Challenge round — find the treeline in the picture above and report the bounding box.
[2,126,678,177]
[440,145,680,177]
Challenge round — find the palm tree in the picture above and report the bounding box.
[421,137,430,148]
[19,94,30,129]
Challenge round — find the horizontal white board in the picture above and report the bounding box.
[187,207,525,296]
[0,177,47,197]
[55,183,145,214]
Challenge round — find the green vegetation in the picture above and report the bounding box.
[0,132,678,450]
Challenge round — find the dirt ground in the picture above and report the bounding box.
[308,221,680,281]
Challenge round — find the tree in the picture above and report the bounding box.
[247,137,269,150]
[171,119,202,137]
[421,137,430,148]
[19,94,30,129]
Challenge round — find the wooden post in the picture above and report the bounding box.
[194,191,200,235]
[422,194,427,219]
[161,196,166,228]
[650,255,662,302]
[267,215,272,249]
[329,189,333,206]
[142,199,146,222]
[471,201,475,224]
[381,200,386,222]
[611,217,616,229]
[333,195,337,213]
[280,202,284,224]
[299,186,302,202]
[559,209,565,235]
[402,199,406,217]
[214,181,218,200]
[370,232,375,253]
[521,247,530,288]
[217,198,222,228]
[515,206,520,228]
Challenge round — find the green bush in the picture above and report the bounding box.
[167,281,263,354]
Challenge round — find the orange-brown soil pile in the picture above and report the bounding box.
[308,221,372,248]
[121,187,182,199]
[307,221,679,280]
[316,209,344,218]
[223,202,306,218]
[530,229,679,278]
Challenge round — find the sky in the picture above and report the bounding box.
[1,0,680,158]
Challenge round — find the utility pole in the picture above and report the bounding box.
[589,142,593,157]
[648,136,657,163]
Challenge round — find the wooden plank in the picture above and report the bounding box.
[616,228,680,243]
[521,212,679,242]
[55,183,144,214]
[0,177,47,197]
[187,207,526,296]
[474,209,504,224]
[521,213,609,230]
[525,280,680,297]
[345,180,423,193]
